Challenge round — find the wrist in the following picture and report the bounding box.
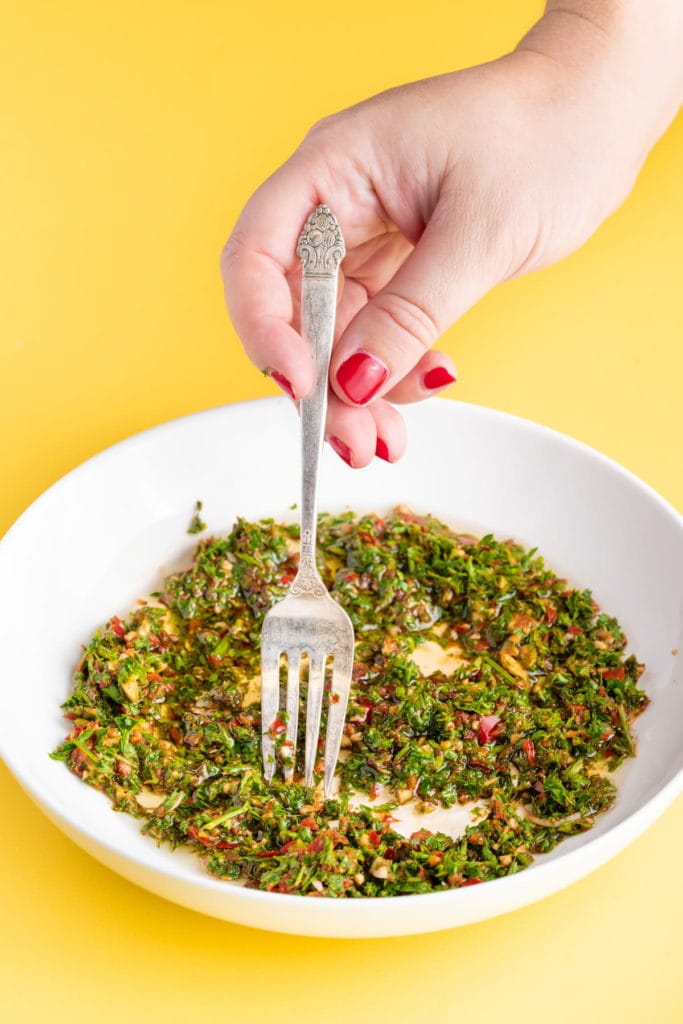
[516,1,682,175]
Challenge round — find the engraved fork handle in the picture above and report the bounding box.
[291,205,345,595]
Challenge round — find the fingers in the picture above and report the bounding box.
[329,195,498,407]
[369,400,407,462]
[325,395,377,468]
[221,147,394,402]
[324,394,407,468]
[221,163,322,400]
[385,348,457,404]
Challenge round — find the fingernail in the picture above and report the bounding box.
[336,351,388,405]
[328,435,353,467]
[375,438,391,462]
[270,370,296,401]
[423,366,457,390]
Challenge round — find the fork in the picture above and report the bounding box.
[260,204,355,795]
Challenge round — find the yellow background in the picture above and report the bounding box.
[1,1,681,1021]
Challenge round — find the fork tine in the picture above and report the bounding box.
[323,647,354,795]
[304,652,326,787]
[260,647,280,783]
[283,652,301,782]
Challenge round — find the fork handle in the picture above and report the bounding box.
[293,205,345,594]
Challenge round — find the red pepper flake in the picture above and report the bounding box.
[216,841,239,849]
[307,837,325,853]
[568,625,583,636]
[454,623,471,634]
[602,667,625,681]
[268,715,286,737]
[300,816,318,830]
[544,605,558,626]
[478,714,501,744]
[279,573,294,585]
[368,829,380,847]
[111,616,126,639]
[522,738,536,765]
[207,654,222,669]
[187,825,216,848]
[461,878,483,887]
[490,798,507,820]
[256,849,281,859]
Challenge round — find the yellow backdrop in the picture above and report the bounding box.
[1,2,681,1021]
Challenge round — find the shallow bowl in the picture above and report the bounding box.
[0,398,681,937]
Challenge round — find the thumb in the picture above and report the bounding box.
[330,198,501,405]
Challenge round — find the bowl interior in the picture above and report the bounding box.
[1,398,681,926]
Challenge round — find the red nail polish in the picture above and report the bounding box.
[423,366,457,390]
[328,435,353,466]
[270,370,296,401]
[375,438,390,462]
[336,352,388,405]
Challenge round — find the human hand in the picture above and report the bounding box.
[221,0,682,468]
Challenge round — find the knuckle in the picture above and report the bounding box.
[372,293,439,351]
[304,110,345,142]
[219,225,248,277]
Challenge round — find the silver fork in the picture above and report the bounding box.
[260,204,355,795]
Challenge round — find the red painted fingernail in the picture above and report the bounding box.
[375,438,391,462]
[423,366,457,390]
[336,351,388,405]
[270,370,296,401]
[328,435,353,466]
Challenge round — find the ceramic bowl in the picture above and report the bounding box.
[1,398,681,937]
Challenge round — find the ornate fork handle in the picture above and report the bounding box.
[290,205,345,598]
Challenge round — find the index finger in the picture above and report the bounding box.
[220,160,322,399]
[221,149,392,400]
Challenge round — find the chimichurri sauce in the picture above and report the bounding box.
[52,509,648,897]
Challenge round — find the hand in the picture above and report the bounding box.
[221,1,682,468]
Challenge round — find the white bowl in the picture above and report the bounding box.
[0,398,681,937]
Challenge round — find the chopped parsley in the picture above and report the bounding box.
[187,500,207,535]
[51,508,648,897]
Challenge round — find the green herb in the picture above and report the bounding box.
[51,509,649,897]
[187,500,207,535]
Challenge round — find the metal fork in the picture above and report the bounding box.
[260,204,355,794]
